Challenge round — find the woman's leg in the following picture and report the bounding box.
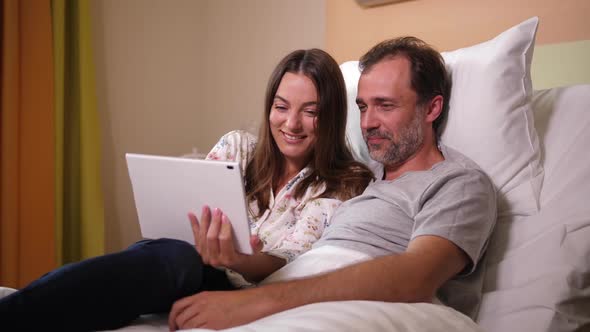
[0,238,234,331]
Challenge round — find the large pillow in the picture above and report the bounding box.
[478,85,590,332]
[342,17,543,218]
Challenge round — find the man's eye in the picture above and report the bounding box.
[379,104,395,111]
[357,105,367,112]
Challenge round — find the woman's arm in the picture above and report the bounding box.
[189,207,286,283]
[225,251,286,283]
[263,197,341,263]
[230,196,341,281]
[190,195,340,283]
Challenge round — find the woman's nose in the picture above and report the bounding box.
[285,111,302,131]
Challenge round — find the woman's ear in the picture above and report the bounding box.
[425,95,444,124]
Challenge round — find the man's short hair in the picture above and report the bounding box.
[359,37,451,133]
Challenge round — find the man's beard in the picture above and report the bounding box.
[363,111,424,166]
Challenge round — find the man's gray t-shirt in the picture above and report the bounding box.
[313,144,497,318]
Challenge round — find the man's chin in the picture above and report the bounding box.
[368,151,387,164]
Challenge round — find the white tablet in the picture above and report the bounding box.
[126,153,253,255]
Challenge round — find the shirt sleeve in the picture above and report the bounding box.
[206,130,257,174]
[265,197,342,263]
[411,168,497,276]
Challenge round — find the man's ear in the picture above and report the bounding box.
[425,95,444,124]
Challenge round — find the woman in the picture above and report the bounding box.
[0,49,373,331]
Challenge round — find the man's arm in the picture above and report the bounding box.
[168,235,468,330]
[272,235,467,304]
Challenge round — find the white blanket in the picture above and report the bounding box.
[186,301,483,332]
[116,246,481,332]
[118,301,483,332]
[261,245,372,284]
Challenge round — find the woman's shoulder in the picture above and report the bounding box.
[206,130,258,164]
[216,130,258,147]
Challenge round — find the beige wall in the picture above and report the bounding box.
[326,0,590,63]
[91,0,325,252]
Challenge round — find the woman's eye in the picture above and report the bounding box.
[304,109,318,117]
[274,105,288,111]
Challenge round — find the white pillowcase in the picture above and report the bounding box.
[342,17,543,217]
[440,17,542,217]
[342,61,381,173]
[478,85,590,332]
[531,84,590,208]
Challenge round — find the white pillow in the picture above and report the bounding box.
[478,85,590,332]
[531,84,590,208]
[342,17,543,217]
[342,61,381,174]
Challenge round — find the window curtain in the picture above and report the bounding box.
[1,0,56,288]
[52,0,104,265]
[0,0,103,288]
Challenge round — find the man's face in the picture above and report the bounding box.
[356,56,425,167]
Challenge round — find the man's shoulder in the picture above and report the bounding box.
[412,144,495,200]
[439,144,483,173]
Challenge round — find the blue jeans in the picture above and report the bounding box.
[0,238,234,331]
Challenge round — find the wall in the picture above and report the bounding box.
[532,40,590,89]
[91,0,325,252]
[326,0,590,62]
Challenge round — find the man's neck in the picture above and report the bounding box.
[382,141,444,181]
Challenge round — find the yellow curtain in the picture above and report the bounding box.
[0,0,56,288]
[52,0,104,264]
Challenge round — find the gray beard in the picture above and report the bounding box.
[364,112,424,166]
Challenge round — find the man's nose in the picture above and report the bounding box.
[361,107,378,130]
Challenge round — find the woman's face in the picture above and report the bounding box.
[269,72,319,170]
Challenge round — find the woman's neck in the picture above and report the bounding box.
[274,160,306,195]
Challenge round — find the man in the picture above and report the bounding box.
[169,37,496,330]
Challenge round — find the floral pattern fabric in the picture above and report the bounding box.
[207,130,341,263]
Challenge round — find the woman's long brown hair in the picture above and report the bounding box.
[245,49,374,217]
